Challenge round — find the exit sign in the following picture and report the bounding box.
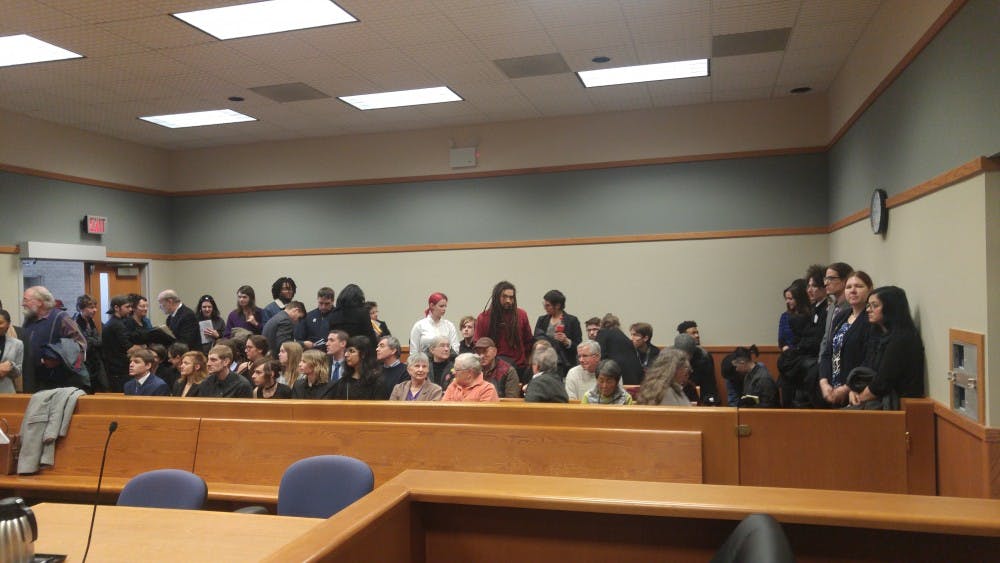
[85,215,107,235]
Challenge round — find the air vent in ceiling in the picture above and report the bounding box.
[249,82,331,103]
[493,53,570,79]
[712,28,791,57]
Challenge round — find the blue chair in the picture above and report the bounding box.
[277,455,374,518]
[711,513,795,563]
[117,469,207,510]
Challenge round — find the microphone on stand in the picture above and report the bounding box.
[81,421,118,563]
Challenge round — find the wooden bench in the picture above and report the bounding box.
[0,414,200,502]
[193,418,704,504]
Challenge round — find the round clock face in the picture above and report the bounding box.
[871,189,887,234]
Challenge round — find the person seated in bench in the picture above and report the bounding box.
[377,335,408,397]
[201,344,253,398]
[582,359,632,405]
[252,358,292,399]
[525,346,568,403]
[636,348,691,406]
[564,340,600,401]
[442,353,499,402]
[330,335,388,400]
[123,348,170,396]
[173,351,207,397]
[292,349,334,399]
[732,346,778,408]
[389,352,443,401]
[477,337,520,398]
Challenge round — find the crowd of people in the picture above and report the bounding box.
[0,263,925,410]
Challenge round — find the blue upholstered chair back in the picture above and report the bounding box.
[276,455,374,518]
[117,469,207,510]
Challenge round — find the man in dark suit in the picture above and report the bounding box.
[262,301,306,354]
[157,289,200,350]
[524,346,568,403]
[101,294,136,392]
[123,349,170,396]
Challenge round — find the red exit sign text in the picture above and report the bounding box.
[86,215,107,235]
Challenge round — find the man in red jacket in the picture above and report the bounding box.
[474,281,533,383]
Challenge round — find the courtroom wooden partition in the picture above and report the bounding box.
[0,395,947,500]
[264,470,1000,563]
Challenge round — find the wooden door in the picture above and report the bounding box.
[84,263,144,330]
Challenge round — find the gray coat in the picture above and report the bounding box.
[17,387,85,474]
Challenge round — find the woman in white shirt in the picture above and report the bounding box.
[409,292,459,356]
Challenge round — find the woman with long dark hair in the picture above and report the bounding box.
[196,294,226,353]
[225,285,263,336]
[330,335,387,400]
[327,284,379,342]
[849,286,925,409]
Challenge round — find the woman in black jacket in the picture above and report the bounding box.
[819,271,875,407]
[532,289,582,376]
[849,286,924,409]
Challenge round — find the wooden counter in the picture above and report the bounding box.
[31,502,320,562]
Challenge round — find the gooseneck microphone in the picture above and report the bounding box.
[82,421,118,563]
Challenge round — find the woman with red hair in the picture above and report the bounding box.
[409,292,459,356]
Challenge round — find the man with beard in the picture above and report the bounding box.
[474,281,534,383]
[261,277,297,325]
[21,286,88,392]
[294,286,335,350]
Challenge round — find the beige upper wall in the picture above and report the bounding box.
[0,109,170,190]
[829,174,990,423]
[167,95,827,191]
[826,0,953,139]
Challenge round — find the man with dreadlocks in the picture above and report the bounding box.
[474,281,534,383]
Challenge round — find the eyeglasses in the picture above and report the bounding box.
[823,276,840,282]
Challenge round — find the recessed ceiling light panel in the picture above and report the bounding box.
[139,109,257,128]
[339,86,463,110]
[578,58,709,88]
[0,34,83,68]
[173,0,357,40]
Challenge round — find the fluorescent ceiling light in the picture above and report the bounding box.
[139,109,257,129]
[340,86,463,110]
[173,0,357,40]
[0,34,83,68]
[578,58,709,87]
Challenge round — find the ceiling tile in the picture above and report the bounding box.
[711,0,800,35]
[473,30,558,60]
[546,20,632,52]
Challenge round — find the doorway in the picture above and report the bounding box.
[85,263,145,328]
